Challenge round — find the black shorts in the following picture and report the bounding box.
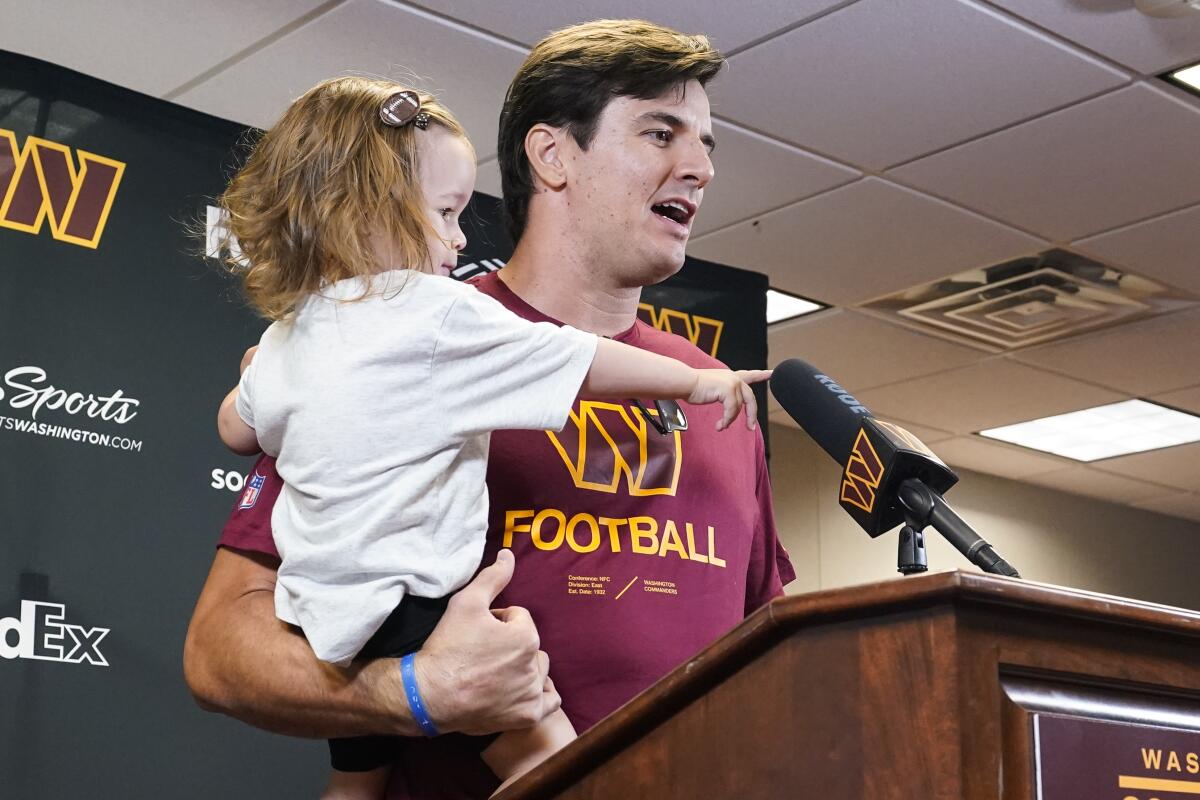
[328,594,449,772]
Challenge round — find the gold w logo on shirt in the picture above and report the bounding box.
[545,401,682,497]
[637,304,724,357]
[0,129,125,249]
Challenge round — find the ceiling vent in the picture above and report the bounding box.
[1136,0,1200,19]
[861,249,1198,351]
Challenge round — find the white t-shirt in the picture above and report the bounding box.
[236,270,598,665]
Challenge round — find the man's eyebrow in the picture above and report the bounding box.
[635,111,717,152]
[636,110,684,128]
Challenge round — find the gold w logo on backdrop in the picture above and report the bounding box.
[0,128,125,249]
[546,401,682,497]
[637,304,725,357]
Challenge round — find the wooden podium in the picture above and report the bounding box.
[499,571,1200,800]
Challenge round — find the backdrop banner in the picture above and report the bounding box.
[0,51,767,798]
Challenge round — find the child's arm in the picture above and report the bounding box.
[218,387,261,455]
[217,345,262,456]
[580,338,772,431]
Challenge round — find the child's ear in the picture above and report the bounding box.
[524,123,567,191]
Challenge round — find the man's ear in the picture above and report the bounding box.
[524,123,568,191]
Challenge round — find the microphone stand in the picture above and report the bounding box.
[895,478,1021,578]
[896,522,928,575]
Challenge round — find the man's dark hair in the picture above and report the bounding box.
[497,19,725,243]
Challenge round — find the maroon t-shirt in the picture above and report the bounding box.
[218,271,795,798]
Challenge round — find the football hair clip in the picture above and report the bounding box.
[379,90,430,129]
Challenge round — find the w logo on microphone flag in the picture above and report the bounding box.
[841,429,885,514]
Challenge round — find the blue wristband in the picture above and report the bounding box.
[400,653,440,737]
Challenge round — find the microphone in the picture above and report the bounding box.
[770,358,1019,578]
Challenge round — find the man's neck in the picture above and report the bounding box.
[498,237,642,337]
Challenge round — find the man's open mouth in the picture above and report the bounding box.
[651,199,696,228]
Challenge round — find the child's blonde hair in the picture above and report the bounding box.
[218,76,471,320]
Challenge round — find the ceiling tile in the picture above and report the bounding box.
[930,435,1074,480]
[1026,466,1180,505]
[407,0,843,51]
[709,0,1127,169]
[1154,385,1200,416]
[1132,492,1200,524]
[1093,442,1200,492]
[692,120,858,236]
[988,0,1200,75]
[0,0,330,97]
[688,177,1046,306]
[891,83,1200,242]
[856,360,1125,433]
[1074,203,1200,296]
[1011,308,1200,395]
[175,0,528,157]
[767,308,986,391]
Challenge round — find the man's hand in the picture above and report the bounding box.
[416,550,559,734]
[688,369,772,431]
[184,546,557,739]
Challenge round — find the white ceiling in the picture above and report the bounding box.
[4,0,1199,522]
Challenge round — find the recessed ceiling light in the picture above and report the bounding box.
[979,399,1200,462]
[1163,62,1200,98]
[767,289,824,324]
[1170,63,1200,93]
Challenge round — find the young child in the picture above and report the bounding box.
[213,76,768,799]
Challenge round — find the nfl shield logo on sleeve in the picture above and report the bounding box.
[239,472,267,510]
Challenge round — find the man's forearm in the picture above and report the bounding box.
[183,547,418,738]
[184,547,559,739]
